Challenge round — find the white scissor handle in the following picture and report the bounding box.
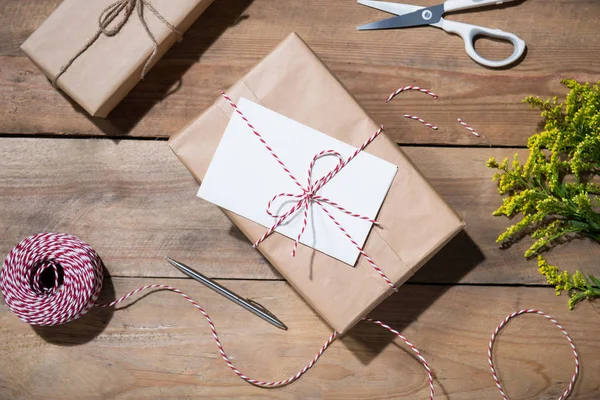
[444,0,518,13]
[439,19,526,68]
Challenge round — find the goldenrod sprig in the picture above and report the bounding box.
[487,79,600,257]
[538,256,600,309]
[488,80,600,309]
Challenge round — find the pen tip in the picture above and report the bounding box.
[164,256,177,266]
[277,321,288,331]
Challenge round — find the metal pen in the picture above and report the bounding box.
[165,257,287,330]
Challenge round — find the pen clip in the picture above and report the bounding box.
[246,298,278,319]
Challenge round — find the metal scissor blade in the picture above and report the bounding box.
[357,0,423,16]
[357,3,445,30]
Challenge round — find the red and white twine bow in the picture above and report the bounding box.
[261,149,379,257]
[221,92,397,291]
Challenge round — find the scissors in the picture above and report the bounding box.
[357,0,526,68]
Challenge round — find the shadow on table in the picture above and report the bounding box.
[33,264,116,346]
[341,230,484,364]
[59,0,254,137]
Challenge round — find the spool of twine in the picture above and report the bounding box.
[1,232,103,326]
[0,233,580,399]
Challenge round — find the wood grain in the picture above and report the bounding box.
[1,0,599,145]
[2,138,599,283]
[1,279,598,399]
[2,1,600,398]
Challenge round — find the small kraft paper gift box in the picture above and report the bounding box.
[169,33,465,334]
[21,0,214,118]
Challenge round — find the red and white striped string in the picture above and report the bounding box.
[457,118,481,137]
[386,86,489,142]
[0,232,103,326]
[488,309,579,400]
[0,232,432,394]
[386,86,439,131]
[221,92,397,291]
[403,114,438,130]
[386,86,439,102]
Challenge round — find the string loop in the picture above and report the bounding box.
[488,309,580,400]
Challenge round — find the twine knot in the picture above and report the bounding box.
[263,149,380,258]
[53,0,181,87]
[99,0,138,37]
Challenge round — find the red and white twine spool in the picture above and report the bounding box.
[0,233,433,395]
[1,232,103,326]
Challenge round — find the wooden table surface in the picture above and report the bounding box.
[1,0,599,399]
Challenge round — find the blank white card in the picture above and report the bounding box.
[198,98,397,266]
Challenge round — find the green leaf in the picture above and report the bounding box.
[568,220,590,231]
[588,274,600,289]
[584,231,600,241]
[568,292,587,309]
[588,220,600,231]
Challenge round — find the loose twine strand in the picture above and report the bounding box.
[386,86,490,145]
[386,86,439,102]
[403,114,438,130]
[488,309,579,400]
[457,117,480,137]
[387,86,439,130]
[52,0,181,87]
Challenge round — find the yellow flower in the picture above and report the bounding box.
[573,271,587,289]
[486,157,499,169]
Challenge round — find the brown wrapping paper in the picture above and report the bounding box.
[169,33,465,333]
[21,0,214,118]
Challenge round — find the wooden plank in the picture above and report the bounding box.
[2,138,599,284]
[1,279,598,399]
[1,0,599,146]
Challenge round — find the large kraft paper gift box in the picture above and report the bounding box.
[169,33,465,333]
[21,0,215,118]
